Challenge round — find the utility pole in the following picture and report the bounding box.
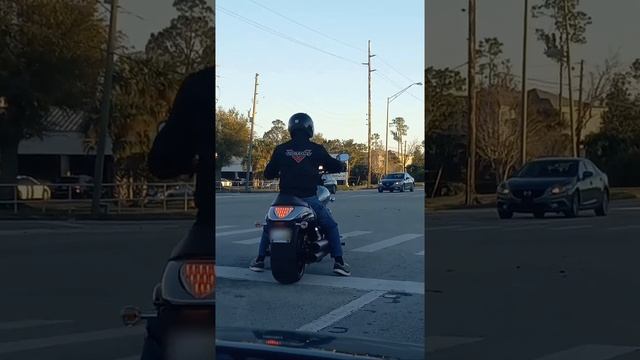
[385,97,390,175]
[520,0,529,166]
[246,73,259,192]
[577,59,584,157]
[563,0,576,157]
[465,0,477,206]
[363,40,375,187]
[91,0,118,216]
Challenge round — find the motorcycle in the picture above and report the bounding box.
[256,165,345,285]
[121,239,214,360]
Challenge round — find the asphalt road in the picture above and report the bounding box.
[427,199,640,360]
[0,219,193,360]
[215,189,426,353]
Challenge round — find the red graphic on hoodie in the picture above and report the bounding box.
[286,149,312,163]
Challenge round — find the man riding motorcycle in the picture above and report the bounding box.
[249,113,351,276]
[143,66,214,359]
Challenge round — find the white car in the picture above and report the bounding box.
[16,175,51,200]
[322,174,338,194]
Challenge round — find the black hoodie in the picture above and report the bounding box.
[264,137,345,198]
[148,67,213,225]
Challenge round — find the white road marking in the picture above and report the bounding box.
[0,320,72,330]
[0,327,144,354]
[615,207,640,211]
[501,224,548,232]
[416,250,425,256]
[533,344,640,360]
[233,237,261,245]
[33,221,86,228]
[608,225,640,231]
[216,266,424,294]
[296,290,386,332]
[340,230,372,239]
[426,225,463,231]
[215,225,235,230]
[350,234,422,253]
[451,225,500,232]
[216,228,261,237]
[550,225,593,231]
[427,336,483,352]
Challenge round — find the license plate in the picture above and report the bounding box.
[270,228,292,244]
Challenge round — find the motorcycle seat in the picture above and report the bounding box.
[271,193,310,207]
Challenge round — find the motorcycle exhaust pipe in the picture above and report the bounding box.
[311,249,329,262]
[312,239,329,252]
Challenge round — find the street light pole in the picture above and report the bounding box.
[385,82,422,175]
[520,0,529,166]
[91,0,118,215]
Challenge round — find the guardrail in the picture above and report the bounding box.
[0,182,197,215]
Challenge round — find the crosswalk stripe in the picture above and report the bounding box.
[533,344,640,360]
[216,266,424,294]
[0,320,72,331]
[416,250,424,256]
[0,327,144,354]
[609,225,640,231]
[551,225,593,231]
[451,225,500,232]
[215,225,235,230]
[351,234,423,253]
[427,336,483,353]
[296,290,386,332]
[233,237,261,245]
[341,230,372,239]
[216,228,261,237]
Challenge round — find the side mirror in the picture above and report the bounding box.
[336,153,349,162]
[582,171,593,179]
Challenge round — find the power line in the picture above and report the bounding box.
[246,0,420,88]
[246,0,364,53]
[218,6,361,66]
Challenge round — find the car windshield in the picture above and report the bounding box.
[383,173,404,180]
[515,160,579,178]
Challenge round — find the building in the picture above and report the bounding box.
[17,107,113,181]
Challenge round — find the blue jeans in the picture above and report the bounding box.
[259,195,343,258]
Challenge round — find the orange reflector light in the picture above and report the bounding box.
[180,262,215,299]
[265,339,282,346]
[273,206,294,218]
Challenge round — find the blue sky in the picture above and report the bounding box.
[216,0,424,145]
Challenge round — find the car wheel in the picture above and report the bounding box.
[564,192,580,218]
[389,189,394,193]
[410,185,414,192]
[533,211,545,219]
[595,190,609,216]
[378,188,383,193]
[498,209,513,219]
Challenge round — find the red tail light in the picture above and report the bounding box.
[180,262,215,299]
[265,339,282,346]
[273,206,294,218]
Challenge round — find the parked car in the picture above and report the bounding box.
[51,175,95,199]
[378,172,415,193]
[216,178,232,189]
[322,174,338,194]
[496,157,609,219]
[16,175,51,200]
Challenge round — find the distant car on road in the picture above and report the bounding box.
[322,174,337,194]
[16,175,51,200]
[497,157,609,219]
[378,172,415,193]
[216,178,232,189]
[51,175,95,199]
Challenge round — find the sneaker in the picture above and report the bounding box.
[249,257,265,272]
[333,261,351,276]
